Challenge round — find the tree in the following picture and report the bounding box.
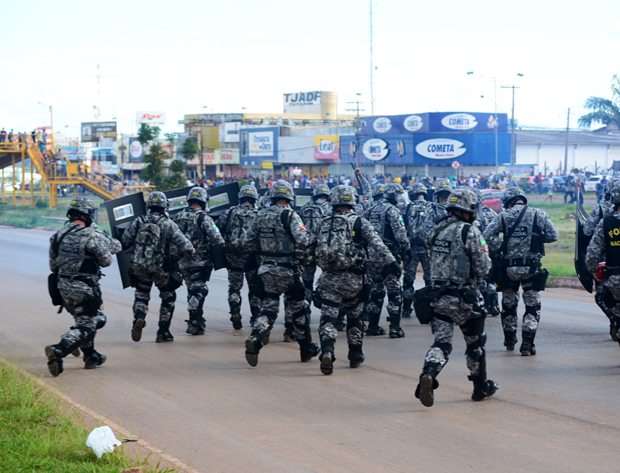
[141,142,167,188]
[166,160,187,189]
[137,123,160,145]
[578,75,620,129]
[182,136,199,161]
[165,133,177,160]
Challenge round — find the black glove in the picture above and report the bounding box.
[382,261,401,278]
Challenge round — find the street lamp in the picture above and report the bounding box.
[501,73,525,165]
[466,72,499,173]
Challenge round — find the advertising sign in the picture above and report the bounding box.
[81,121,117,143]
[428,112,508,133]
[248,131,274,157]
[220,122,241,143]
[128,138,144,163]
[415,138,467,160]
[205,149,240,165]
[313,135,339,161]
[362,138,390,161]
[283,91,323,114]
[136,111,166,127]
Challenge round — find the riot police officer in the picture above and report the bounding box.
[363,183,411,338]
[483,187,558,355]
[415,189,498,406]
[173,187,225,335]
[45,199,121,376]
[243,180,319,366]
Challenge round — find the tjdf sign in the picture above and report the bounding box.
[282,90,336,116]
[416,138,466,160]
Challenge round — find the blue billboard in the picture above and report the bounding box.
[340,132,511,167]
[240,126,279,167]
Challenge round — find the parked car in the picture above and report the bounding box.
[584,175,603,192]
[480,189,503,213]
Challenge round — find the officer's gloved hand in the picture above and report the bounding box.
[382,261,401,278]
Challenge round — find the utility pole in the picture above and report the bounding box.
[563,108,571,175]
[369,0,375,115]
[501,84,520,165]
[346,93,366,164]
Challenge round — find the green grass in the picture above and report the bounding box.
[0,360,173,473]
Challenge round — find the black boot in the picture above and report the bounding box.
[348,345,365,369]
[504,331,517,351]
[300,340,320,363]
[366,325,385,336]
[471,377,499,401]
[610,319,619,342]
[230,313,243,331]
[414,373,439,407]
[245,336,261,367]
[402,299,413,319]
[389,325,405,339]
[520,332,536,356]
[44,345,65,377]
[83,350,107,370]
[131,318,146,342]
[156,322,174,343]
[320,351,335,375]
[186,312,205,335]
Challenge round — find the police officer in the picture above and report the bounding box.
[475,194,500,317]
[586,184,620,343]
[45,199,121,376]
[364,183,411,338]
[122,191,194,343]
[300,184,331,304]
[219,185,261,330]
[402,183,432,318]
[243,180,319,366]
[584,178,620,340]
[428,178,452,224]
[483,187,558,355]
[415,189,498,406]
[173,187,225,335]
[314,185,396,375]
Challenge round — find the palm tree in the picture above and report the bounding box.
[578,75,620,129]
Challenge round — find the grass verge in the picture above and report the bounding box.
[0,359,173,473]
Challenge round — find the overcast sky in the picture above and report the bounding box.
[1,0,619,136]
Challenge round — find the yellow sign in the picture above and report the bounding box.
[313,134,339,161]
[261,161,274,170]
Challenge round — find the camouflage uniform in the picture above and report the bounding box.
[300,184,331,307]
[363,183,411,338]
[244,180,319,367]
[122,192,194,343]
[315,185,396,375]
[483,188,558,355]
[586,199,620,343]
[416,189,498,407]
[219,185,261,330]
[402,184,433,318]
[45,199,121,376]
[174,187,225,335]
[427,178,452,225]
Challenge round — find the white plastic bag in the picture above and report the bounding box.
[86,426,122,458]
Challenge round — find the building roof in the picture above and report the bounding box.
[516,129,620,146]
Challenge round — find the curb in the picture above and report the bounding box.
[548,277,583,289]
[0,358,201,473]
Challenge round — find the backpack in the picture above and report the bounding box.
[226,206,257,251]
[316,214,364,272]
[300,203,325,235]
[404,202,428,243]
[132,216,164,275]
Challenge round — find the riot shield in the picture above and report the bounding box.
[294,188,314,211]
[574,194,593,293]
[102,193,147,289]
[165,183,240,220]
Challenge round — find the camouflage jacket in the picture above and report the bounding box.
[49,222,121,280]
[584,201,614,237]
[364,199,411,258]
[403,199,433,251]
[429,216,491,288]
[428,202,448,224]
[586,210,620,273]
[122,211,194,271]
[173,207,224,270]
[218,201,258,269]
[476,205,497,234]
[244,204,309,267]
[483,204,558,264]
[299,199,331,240]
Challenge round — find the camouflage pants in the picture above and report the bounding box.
[403,251,430,314]
[183,268,211,323]
[228,268,260,322]
[599,277,620,339]
[57,277,103,357]
[132,276,176,326]
[251,267,311,344]
[594,282,614,322]
[365,270,402,329]
[501,281,541,336]
[316,272,365,353]
[423,314,487,380]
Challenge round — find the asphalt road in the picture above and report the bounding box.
[1,226,619,473]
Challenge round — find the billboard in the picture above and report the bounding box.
[204,148,240,165]
[313,135,339,161]
[128,138,144,163]
[283,90,337,116]
[81,121,117,142]
[220,122,241,143]
[136,111,166,127]
[248,130,274,157]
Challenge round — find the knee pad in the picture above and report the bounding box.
[162,292,176,305]
[432,341,453,358]
[466,346,485,363]
[94,312,107,330]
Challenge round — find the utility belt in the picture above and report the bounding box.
[260,260,296,269]
[414,283,479,325]
[504,257,540,267]
[59,273,100,287]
